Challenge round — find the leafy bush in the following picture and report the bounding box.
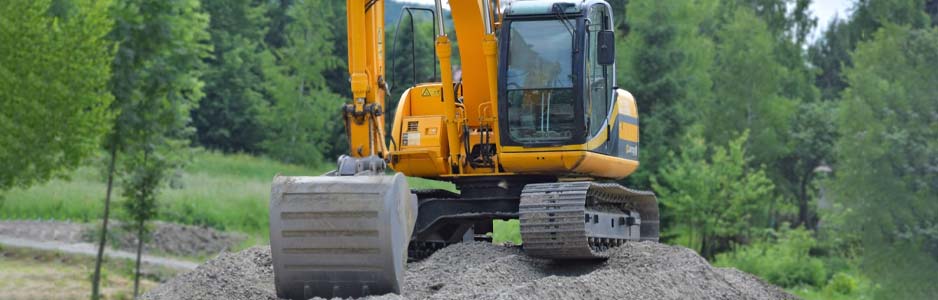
[715,226,827,287]
[653,131,776,258]
[824,272,858,295]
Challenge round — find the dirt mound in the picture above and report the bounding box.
[107,221,247,257]
[0,220,245,258]
[0,220,86,243]
[144,242,797,300]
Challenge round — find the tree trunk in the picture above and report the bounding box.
[133,218,144,298]
[688,222,695,253]
[91,144,118,300]
[797,170,812,229]
[133,148,151,298]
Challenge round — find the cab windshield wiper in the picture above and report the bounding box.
[552,3,576,39]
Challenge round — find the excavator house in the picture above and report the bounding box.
[268,1,659,299]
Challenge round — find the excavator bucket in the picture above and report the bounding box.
[269,173,417,300]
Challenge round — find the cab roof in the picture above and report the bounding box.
[504,1,583,16]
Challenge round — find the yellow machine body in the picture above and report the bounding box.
[340,0,642,182]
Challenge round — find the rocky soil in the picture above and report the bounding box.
[143,242,798,300]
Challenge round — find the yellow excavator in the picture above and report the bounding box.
[268,1,658,299]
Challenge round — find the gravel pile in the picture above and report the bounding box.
[144,242,797,300]
[143,246,277,300]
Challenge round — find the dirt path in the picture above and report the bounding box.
[0,235,198,270]
[0,219,250,271]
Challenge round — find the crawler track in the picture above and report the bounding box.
[519,182,658,259]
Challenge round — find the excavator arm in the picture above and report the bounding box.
[340,0,498,174]
[268,1,496,299]
[342,0,388,163]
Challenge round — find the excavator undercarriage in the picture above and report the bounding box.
[270,173,658,299]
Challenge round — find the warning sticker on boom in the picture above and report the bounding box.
[419,87,441,98]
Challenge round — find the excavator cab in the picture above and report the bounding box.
[500,1,615,147]
[492,1,641,179]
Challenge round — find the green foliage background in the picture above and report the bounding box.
[1,0,937,299]
[832,24,938,299]
[0,0,115,190]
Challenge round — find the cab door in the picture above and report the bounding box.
[585,3,615,144]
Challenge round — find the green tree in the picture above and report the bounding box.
[616,0,716,188]
[653,131,776,258]
[726,0,815,45]
[387,14,438,97]
[930,0,938,26]
[118,146,164,297]
[809,0,932,101]
[91,0,210,298]
[809,18,852,101]
[705,6,796,169]
[833,25,938,300]
[785,101,837,229]
[695,0,823,231]
[385,13,439,140]
[192,0,271,153]
[0,0,114,191]
[260,0,343,166]
[323,3,352,99]
[728,2,825,222]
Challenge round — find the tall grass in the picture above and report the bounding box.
[1,151,323,237]
[0,150,469,240]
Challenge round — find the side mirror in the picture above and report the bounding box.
[598,30,615,65]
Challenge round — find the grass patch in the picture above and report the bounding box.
[0,245,172,300]
[0,151,324,239]
[407,176,456,191]
[493,219,522,244]
[787,271,874,300]
[0,148,522,248]
[0,150,467,242]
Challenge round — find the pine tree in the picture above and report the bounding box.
[260,0,344,166]
[192,0,271,153]
[616,0,716,188]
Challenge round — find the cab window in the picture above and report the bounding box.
[585,4,612,137]
[505,19,576,144]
